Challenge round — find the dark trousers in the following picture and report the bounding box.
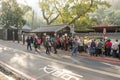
[27,44,32,50]
[53,46,57,54]
[119,48,120,59]
[84,45,88,53]
[65,44,68,51]
[112,50,117,58]
[78,46,84,53]
[46,47,50,54]
[118,52,120,59]
[106,48,111,56]
[90,48,95,56]
[61,43,64,50]
[97,49,102,56]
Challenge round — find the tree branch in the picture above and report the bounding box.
[68,0,93,25]
[41,9,49,24]
[48,14,59,25]
[53,1,65,23]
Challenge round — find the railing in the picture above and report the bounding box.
[74,32,120,38]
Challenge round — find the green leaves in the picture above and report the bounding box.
[38,0,110,31]
[0,0,31,29]
[108,10,120,25]
[39,0,59,25]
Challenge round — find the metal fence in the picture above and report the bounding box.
[74,32,120,39]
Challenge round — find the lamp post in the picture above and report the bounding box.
[18,29,20,43]
[70,23,74,37]
[12,30,15,42]
[103,28,106,39]
[22,32,25,45]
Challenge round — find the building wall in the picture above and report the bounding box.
[74,32,120,39]
[0,29,18,40]
[0,29,3,39]
[7,29,18,40]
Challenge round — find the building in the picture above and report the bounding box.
[92,24,120,32]
[31,24,71,36]
[74,24,120,39]
[22,25,31,33]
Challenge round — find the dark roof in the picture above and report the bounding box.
[10,26,17,29]
[22,25,31,30]
[31,24,68,33]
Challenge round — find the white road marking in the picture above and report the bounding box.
[39,65,83,80]
[101,62,120,70]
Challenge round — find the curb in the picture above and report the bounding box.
[0,61,36,80]
[79,54,120,64]
[58,49,120,64]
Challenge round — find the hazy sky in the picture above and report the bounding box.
[17,0,42,17]
[17,0,39,9]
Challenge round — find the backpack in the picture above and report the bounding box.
[107,45,111,49]
[37,39,41,45]
[97,42,102,49]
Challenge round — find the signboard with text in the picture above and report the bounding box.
[103,28,106,36]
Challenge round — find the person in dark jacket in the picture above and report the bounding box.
[26,36,32,50]
[30,36,34,44]
[53,38,57,54]
[90,39,96,56]
[45,38,50,54]
[118,43,120,59]
[34,38,38,52]
[96,39,103,56]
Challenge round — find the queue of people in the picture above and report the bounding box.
[25,34,120,59]
[83,37,120,59]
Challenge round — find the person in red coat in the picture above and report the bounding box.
[105,39,112,56]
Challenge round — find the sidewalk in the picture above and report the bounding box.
[58,49,120,64]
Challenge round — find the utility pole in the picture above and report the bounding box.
[31,10,34,29]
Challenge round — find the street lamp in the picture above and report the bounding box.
[12,30,15,42]
[18,29,20,43]
[22,32,25,45]
[70,23,74,37]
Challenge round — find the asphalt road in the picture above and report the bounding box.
[0,40,120,80]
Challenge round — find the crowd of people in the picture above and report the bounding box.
[25,34,120,59]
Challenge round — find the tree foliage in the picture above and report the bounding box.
[0,0,31,29]
[39,0,59,25]
[39,0,110,27]
[108,10,120,25]
[92,5,120,26]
